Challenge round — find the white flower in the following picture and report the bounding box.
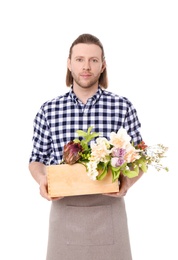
[110,127,131,148]
[96,137,110,148]
[86,161,98,180]
[90,140,110,163]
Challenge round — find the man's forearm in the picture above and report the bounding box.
[28,161,46,184]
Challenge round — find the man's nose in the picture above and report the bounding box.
[83,60,91,70]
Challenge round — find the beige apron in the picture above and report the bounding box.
[46,195,132,260]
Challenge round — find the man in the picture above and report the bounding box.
[29,33,143,260]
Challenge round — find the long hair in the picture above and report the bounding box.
[66,33,108,88]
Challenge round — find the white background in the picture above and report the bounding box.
[0,0,177,259]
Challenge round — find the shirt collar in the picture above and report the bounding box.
[69,86,103,105]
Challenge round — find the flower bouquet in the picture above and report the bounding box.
[47,126,168,197]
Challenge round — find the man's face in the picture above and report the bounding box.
[67,43,105,89]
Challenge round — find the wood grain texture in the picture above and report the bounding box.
[47,163,119,197]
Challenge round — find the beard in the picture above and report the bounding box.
[71,71,101,89]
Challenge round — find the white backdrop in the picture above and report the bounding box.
[0,1,177,259]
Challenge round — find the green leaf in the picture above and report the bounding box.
[80,140,88,150]
[123,169,139,178]
[135,158,148,172]
[139,160,148,172]
[133,164,139,174]
[76,130,88,137]
[76,127,100,147]
[111,168,121,182]
[87,126,93,134]
[73,139,81,143]
[96,163,109,180]
[97,167,108,180]
[84,133,99,143]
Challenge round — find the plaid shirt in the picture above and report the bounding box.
[29,87,142,165]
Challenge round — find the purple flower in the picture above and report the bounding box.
[111,157,125,167]
[111,148,126,157]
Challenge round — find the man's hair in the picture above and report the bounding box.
[66,33,108,88]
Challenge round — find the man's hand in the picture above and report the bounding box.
[39,174,64,201]
[29,161,64,201]
[103,171,144,197]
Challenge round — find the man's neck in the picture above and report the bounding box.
[72,84,98,104]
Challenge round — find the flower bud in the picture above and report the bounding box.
[63,141,83,164]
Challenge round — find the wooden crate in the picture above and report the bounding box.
[47,163,119,197]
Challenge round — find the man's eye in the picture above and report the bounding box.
[76,58,83,62]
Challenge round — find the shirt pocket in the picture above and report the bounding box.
[65,204,114,246]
